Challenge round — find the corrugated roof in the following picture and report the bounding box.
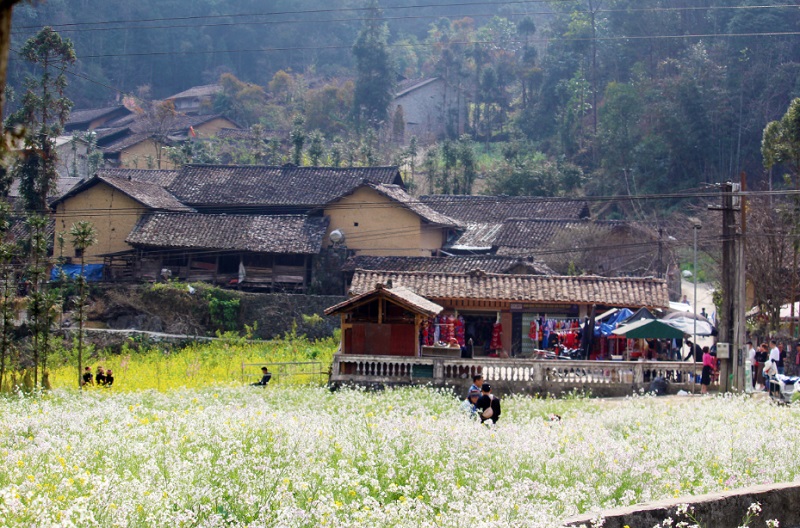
[446,222,504,250]
[420,195,590,223]
[167,165,403,207]
[325,284,443,317]
[342,255,554,275]
[350,270,669,308]
[127,213,328,254]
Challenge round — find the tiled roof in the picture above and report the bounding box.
[350,270,669,308]
[366,184,460,227]
[167,84,222,99]
[98,114,236,153]
[325,285,443,317]
[494,219,632,250]
[342,255,554,275]
[97,169,180,187]
[67,106,128,126]
[217,128,256,140]
[167,165,402,207]
[420,195,590,223]
[51,174,193,212]
[127,213,328,254]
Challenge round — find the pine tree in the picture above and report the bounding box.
[69,221,96,390]
[352,0,394,131]
[8,27,75,212]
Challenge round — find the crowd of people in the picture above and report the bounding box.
[81,366,114,387]
[746,339,796,392]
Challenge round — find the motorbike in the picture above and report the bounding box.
[769,374,800,404]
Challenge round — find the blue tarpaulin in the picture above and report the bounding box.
[50,264,104,282]
[596,308,634,336]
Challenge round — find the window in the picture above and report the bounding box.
[74,248,84,258]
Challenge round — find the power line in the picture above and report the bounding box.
[18,31,798,61]
[12,4,800,35]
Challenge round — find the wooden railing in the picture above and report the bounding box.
[331,354,713,395]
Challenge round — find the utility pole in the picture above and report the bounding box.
[710,181,743,392]
[735,173,747,392]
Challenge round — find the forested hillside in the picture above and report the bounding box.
[8,0,800,205]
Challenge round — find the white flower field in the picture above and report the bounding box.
[1,386,799,527]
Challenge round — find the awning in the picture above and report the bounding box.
[661,316,716,337]
[612,318,686,339]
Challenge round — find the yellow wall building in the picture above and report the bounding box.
[51,174,193,264]
[323,184,458,257]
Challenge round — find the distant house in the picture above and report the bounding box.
[94,113,240,169]
[392,77,465,144]
[166,84,222,115]
[64,106,131,132]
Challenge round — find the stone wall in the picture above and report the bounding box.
[562,482,800,528]
[91,284,345,340]
[239,292,345,340]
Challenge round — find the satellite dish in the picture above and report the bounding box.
[329,229,345,243]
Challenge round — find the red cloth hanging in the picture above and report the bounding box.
[490,322,503,350]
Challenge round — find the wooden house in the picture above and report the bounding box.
[325,284,443,356]
[125,213,328,289]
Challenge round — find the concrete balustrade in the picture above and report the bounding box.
[330,355,712,397]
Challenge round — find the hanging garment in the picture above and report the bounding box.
[490,322,503,350]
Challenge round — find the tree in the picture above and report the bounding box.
[69,221,96,389]
[290,115,306,166]
[0,201,13,392]
[352,0,394,130]
[8,27,75,212]
[762,98,800,332]
[0,0,26,123]
[307,130,324,166]
[25,214,58,389]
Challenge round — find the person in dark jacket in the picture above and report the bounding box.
[82,366,93,386]
[476,383,501,424]
[684,340,703,362]
[104,370,114,387]
[251,367,271,386]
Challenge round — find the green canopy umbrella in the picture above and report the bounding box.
[611,318,686,340]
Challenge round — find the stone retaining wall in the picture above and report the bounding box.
[562,482,800,528]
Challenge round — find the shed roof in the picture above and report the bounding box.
[127,213,328,254]
[350,270,669,308]
[325,284,443,317]
[167,165,403,207]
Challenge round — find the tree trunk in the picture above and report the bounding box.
[0,3,20,122]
